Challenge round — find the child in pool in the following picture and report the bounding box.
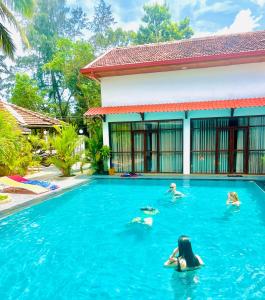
[226,192,240,207]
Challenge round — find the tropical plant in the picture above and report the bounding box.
[48,123,83,176]
[100,145,110,171]
[0,0,35,58]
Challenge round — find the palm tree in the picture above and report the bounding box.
[0,0,35,59]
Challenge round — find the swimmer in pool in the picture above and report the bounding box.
[140,207,159,215]
[167,183,184,199]
[164,235,204,272]
[226,192,240,207]
[131,217,153,227]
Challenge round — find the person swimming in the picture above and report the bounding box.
[164,235,204,272]
[131,217,153,227]
[167,183,184,199]
[226,192,240,207]
[140,206,159,215]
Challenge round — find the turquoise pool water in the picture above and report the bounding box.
[0,179,264,299]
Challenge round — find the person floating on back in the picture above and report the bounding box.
[167,183,184,199]
[226,192,240,207]
[131,217,153,227]
[164,235,204,271]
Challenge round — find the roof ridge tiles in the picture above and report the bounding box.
[81,30,265,75]
[8,102,60,125]
[113,30,265,50]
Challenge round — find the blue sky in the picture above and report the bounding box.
[68,0,265,37]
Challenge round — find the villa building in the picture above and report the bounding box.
[81,31,265,175]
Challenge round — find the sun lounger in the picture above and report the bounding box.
[8,175,59,190]
[0,177,49,194]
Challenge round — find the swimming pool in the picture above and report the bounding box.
[0,179,264,299]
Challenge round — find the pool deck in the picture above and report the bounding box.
[0,170,264,218]
[0,167,91,218]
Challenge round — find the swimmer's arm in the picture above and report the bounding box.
[169,247,179,259]
[196,255,204,265]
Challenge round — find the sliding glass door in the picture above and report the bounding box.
[132,130,158,172]
[216,127,247,174]
[110,120,183,173]
[191,116,265,174]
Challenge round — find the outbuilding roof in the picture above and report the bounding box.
[81,30,265,77]
[0,100,60,130]
[85,97,265,117]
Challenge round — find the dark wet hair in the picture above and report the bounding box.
[177,235,200,270]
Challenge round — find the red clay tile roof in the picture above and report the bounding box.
[85,97,265,116]
[0,100,60,127]
[81,30,265,74]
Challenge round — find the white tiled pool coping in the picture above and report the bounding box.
[0,173,264,218]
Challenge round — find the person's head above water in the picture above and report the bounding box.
[228,192,239,203]
[170,183,176,189]
[177,235,200,269]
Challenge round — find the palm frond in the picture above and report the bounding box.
[0,2,30,48]
[0,22,15,58]
[11,0,36,18]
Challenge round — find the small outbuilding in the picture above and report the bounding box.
[0,100,60,134]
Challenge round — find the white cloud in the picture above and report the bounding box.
[115,20,140,31]
[193,9,261,38]
[251,0,265,7]
[215,9,261,35]
[194,1,237,17]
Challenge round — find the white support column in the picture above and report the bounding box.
[102,121,109,146]
[183,117,191,175]
[102,119,110,168]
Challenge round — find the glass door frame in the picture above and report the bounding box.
[132,129,159,173]
[216,126,249,174]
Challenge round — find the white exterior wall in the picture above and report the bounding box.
[100,61,265,174]
[101,62,265,106]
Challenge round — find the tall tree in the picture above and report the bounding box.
[44,38,100,123]
[0,0,35,58]
[15,0,90,119]
[10,73,44,111]
[136,4,193,44]
[90,0,135,52]
[90,0,115,34]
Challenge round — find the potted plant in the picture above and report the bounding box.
[100,145,111,174]
[108,162,115,175]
